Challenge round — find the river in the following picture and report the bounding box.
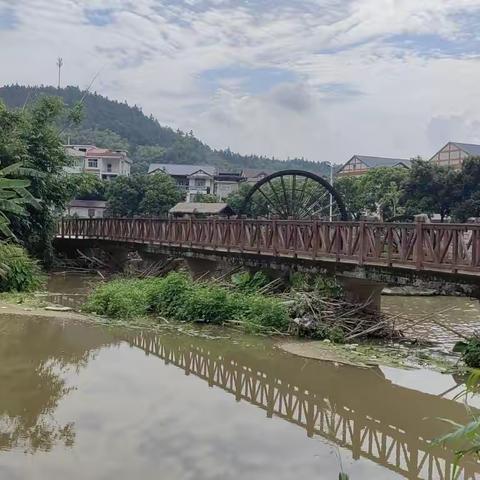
[1,275,480,479]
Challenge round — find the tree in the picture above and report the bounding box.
[106,173,182,217]
[402,159,462,221]
[359,167,409,220]
[139,173,183,216]
[65,173,106,201]
[334,176,364,220]
[451,157,480,221]
[0,97,78,263]
[334,168,408,220]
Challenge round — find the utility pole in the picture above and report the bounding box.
[56,57,63,89]
[326,161,334,221]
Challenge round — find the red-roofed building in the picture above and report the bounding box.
[65,145,131,179]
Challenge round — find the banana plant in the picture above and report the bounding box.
[0,162,42,238]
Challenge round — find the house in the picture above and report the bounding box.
[148,164,217,201]
[64,145,131,179]
[241,169,273,184]
[169,202,235,217]
[430,142,480,169]
[336,155,411,177]
[214,172,244,200]
[66,199,107,218]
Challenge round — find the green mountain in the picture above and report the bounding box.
[0,85,330,176]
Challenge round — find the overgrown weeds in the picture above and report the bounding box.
[84,272,290,333]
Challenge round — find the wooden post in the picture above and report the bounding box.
[312,220,318,259]
[358,221,365,265]
[415,216,425,270]
[272,217,278,256]
[472,228,478,267]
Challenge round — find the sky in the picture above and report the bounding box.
[1,0,480,164]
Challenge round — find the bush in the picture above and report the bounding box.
[147,273,192,318]
[179,286,238,324]
[0,243,42,292]
[231,271,270,293]
[235,294,290,332]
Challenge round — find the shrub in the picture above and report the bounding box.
[236,294,290,332]
[179,286,237,324]
[231,271,270,293]
[0,243,42,292]
[147,273,193,318]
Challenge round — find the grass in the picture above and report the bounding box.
[84,272,291,334]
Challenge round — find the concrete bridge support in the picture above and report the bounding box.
[185,257,220,279]
[338,275,385,313]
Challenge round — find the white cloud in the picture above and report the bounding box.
[1,0,480,164]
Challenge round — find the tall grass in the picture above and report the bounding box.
[84,272,290,332]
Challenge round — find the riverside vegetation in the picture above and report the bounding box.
[84,271,396,340]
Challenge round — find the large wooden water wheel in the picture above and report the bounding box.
[241,170,348,220]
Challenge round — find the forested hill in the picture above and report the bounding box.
[0,85,330,176]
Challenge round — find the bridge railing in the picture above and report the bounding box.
[57,217,480,275]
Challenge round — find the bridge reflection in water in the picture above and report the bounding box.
[127,331,479,480]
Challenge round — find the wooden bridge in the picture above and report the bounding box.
[57,217,480,279]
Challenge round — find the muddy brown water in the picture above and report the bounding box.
[1,275,480,479]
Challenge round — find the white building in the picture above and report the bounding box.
[148,164,217,201]
[65,145,131,179]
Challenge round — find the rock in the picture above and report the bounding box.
[44,306,72,312]
[322,339,331,344]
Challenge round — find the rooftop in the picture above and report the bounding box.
[169,202,234,215]
[149,163,216,176]
[68,200,107,208]
[353,155,411,168]
[451,142,480,157]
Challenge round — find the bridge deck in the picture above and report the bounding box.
[57,218,480,278]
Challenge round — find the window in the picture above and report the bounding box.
[107,163,112,172]
[194,178,206,187]
[88,159,98,168]
[88,209,95,218]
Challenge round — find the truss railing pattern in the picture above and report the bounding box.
[58,218,480,276]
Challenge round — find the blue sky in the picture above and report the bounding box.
[1,0,480,164]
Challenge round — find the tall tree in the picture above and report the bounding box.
[106,174,182,217]
[402,159,462,221]
[0,97,78,263]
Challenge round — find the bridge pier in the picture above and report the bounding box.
[185,257,220,279]
[338,275,385,313]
